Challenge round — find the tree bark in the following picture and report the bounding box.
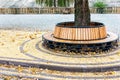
[75,0,90,27]
[53,0,57,7]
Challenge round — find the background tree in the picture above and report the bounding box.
[53,0,57,7]
[93,1,107,13]
[36,0,72,7]
[36,0,91,26]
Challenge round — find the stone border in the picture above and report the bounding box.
[43,32,118,44]
[0,67,120,79]
[20,39,120,65]
[36,41,120,58]
[18,39,120,72]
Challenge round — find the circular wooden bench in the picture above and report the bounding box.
[54,22,107,41]
[42,21,118,53]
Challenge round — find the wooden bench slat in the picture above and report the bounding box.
[54,26,107,40]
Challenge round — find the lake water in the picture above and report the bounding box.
[0,14,120,35]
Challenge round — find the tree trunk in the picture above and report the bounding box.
[53,0,57,7]
[75,0,90,27]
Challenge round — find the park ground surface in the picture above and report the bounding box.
[0,29,120,80]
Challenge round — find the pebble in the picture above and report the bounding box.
[105,71,116,75]
[29,34,37,39]
[0,42,4,46]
